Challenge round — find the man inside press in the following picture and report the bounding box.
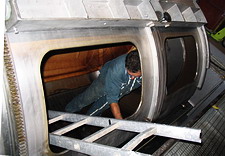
[65,49,142,119]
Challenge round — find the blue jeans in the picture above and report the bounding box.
[65,76,109,116]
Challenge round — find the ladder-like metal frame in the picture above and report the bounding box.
[48,110,201,156]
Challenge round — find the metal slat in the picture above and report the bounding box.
[48,115,64,124]
[52,118,89,135]
[48,110,202,156]
[83,122,120,142]
[122,127,157,150]
[48,110,201,143]
[50,134,150,156]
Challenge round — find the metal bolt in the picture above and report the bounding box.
[13,27,19,34]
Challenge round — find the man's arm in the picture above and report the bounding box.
[110,103,123,119]
[104,55,126,119]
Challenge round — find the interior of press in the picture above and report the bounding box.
[41,42,142,119]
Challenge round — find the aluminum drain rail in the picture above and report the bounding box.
[48,110,201,156]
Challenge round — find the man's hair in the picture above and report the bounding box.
[125,50,141,73]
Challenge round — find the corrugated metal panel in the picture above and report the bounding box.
[164,94,225,156]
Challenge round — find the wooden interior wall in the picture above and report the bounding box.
[42,44,133,82]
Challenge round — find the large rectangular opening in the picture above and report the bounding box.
[41,42,142,153]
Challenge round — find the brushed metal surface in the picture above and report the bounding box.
[6,27,161,155]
